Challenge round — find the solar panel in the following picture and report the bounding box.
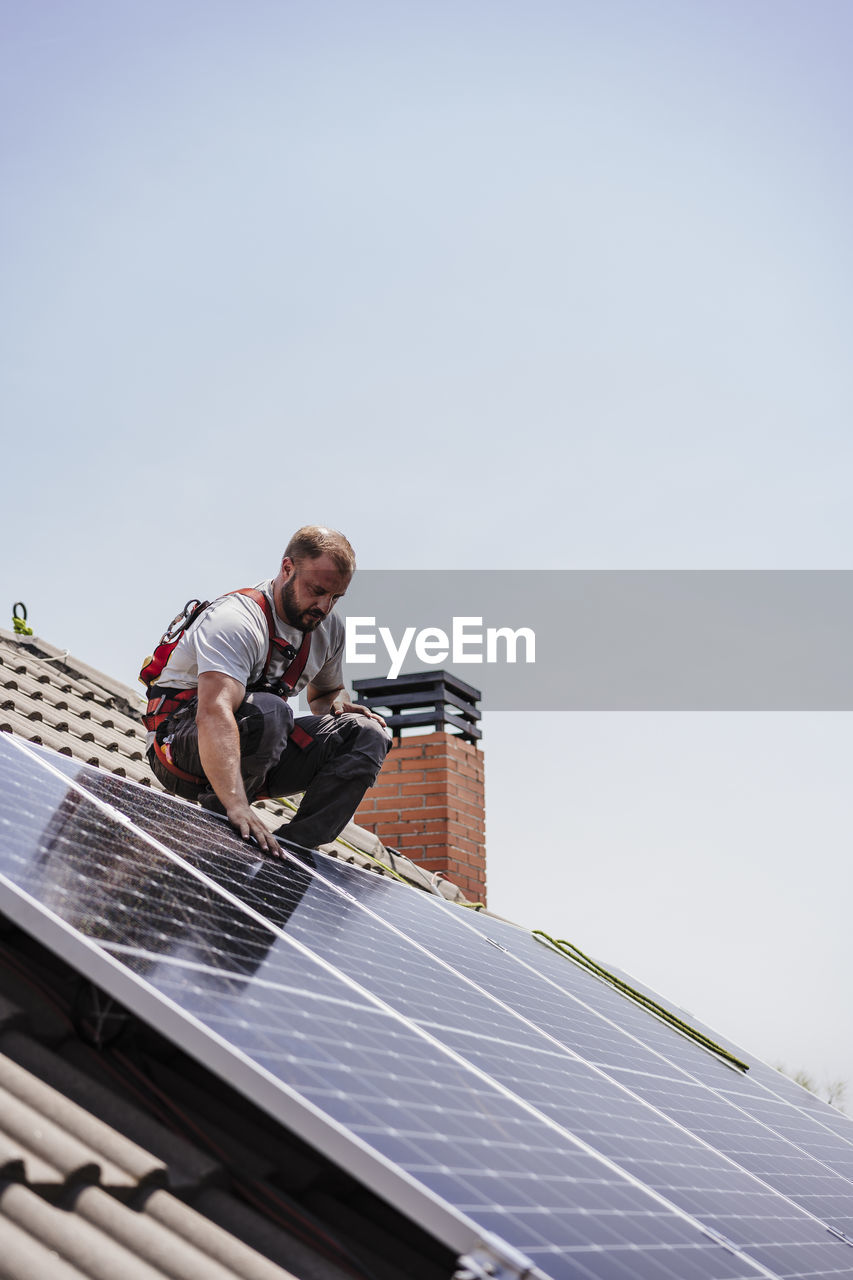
[593,959,853,1155]
[444,910,853,1202]
[1,737,851,1280]
[55,748,853,1225]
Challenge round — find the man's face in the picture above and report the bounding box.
[277,553,351,631]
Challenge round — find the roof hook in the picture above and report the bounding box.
[12,602,33,637]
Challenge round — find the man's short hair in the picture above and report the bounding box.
[285,526,356,575]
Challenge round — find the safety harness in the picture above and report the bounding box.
[140,587,313,785]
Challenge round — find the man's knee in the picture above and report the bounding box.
[335,714,391,775]
[359,716,392,764]
[238,693,294,756]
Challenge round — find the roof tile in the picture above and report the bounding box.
[0,1193,96,1280]
[0,1044,167,1189]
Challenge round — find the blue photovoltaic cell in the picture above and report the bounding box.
[598,961,853,1159]
[16,741,853,1280]
[443,908,853,1206]
[0,736,767,1280]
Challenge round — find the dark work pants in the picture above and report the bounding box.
[148,691,390,849]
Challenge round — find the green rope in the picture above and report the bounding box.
[332,832,485,904]
[335,836,416,887]
[533,931,749,1073]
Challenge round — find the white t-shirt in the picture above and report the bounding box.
[154,580,345,699]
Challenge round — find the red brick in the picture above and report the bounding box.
[452,801,485,822]
[391,774,426,790]
[452,808,485,825]
[451,783,484,802]
[388,746,427,762]
[415,815,462,829]
[364,782,403,800]
[421,803,452,817]
[398,833,438,848]
[373,796,408,811]
[455,857,486,875]
[400,780,447,796]
[448,762,479,780]
[451,802,484,821]
[454,825,486,840]
[445,839,477,857]
[398,808,433,825]
[398,834,445,850]
[397,765,431,781]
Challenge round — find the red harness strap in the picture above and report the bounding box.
[230,589,313,695]
[289,724,314,750]
[143,687,196,735]
[148,586,316,787]
[145,588,312,732]
[151,737,207,786]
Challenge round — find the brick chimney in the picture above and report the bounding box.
[352,672,486,904]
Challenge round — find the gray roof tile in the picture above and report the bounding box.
[0,1041,167,1189]
[17,1037,225,1194]
[193,1188,355,1280]
[141,1189,303,1280]
[70,1183,282,1280]
[0,1191,97,1280]
[1,1181,172,1280]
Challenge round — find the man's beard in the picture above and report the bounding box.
[281,578,324,631]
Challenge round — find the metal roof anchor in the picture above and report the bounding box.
[12,601,33,636]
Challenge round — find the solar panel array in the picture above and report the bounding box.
[1,733,852,1280]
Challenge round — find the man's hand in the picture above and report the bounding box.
[197,671,287,857]
[225,801,284,856]
[329,699,387,727]
[306,682,387,727]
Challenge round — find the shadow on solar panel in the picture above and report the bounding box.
[2,735,852,1280]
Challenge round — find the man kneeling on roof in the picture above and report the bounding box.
[143,525,389,856]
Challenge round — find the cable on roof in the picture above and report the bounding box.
[532,931,750,1073]
[11,602,33,636]
[37,649,71,666]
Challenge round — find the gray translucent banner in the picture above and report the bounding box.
[339,571,853,710]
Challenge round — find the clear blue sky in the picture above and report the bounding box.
[3,2,852,1091]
